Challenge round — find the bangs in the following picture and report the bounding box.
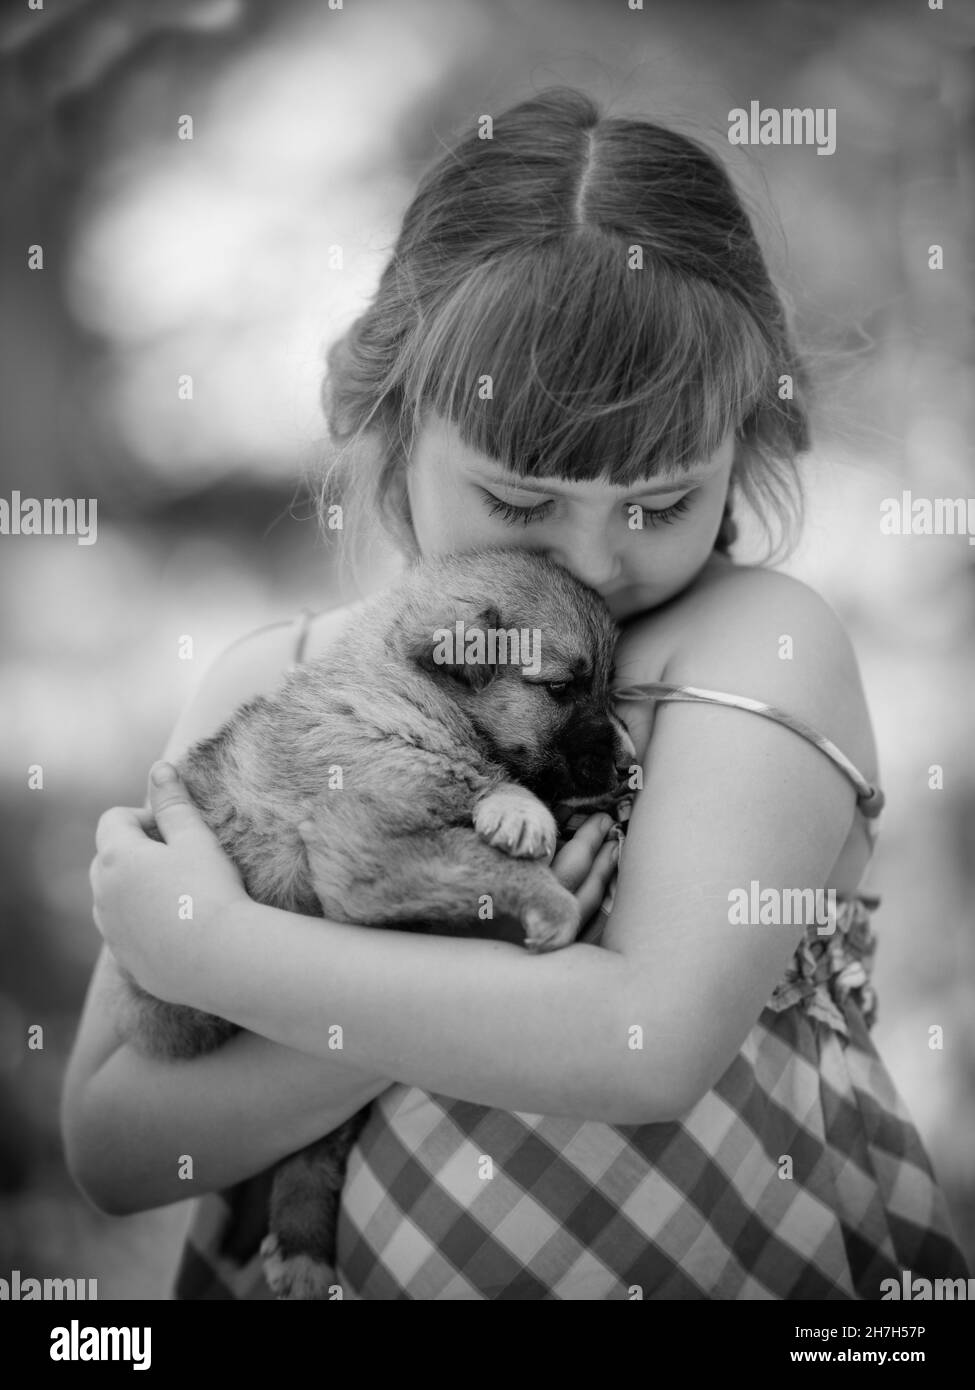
[400,231,776,484]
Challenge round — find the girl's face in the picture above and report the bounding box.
[406,412,735,622]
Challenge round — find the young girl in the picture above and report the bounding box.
[67,87,968,1300]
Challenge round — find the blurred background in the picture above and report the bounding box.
[1,0,973,1298]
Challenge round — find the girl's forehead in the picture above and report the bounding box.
[413,411,734,494]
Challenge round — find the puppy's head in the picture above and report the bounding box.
[396,549,636,806]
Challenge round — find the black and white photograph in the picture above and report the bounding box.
[1,0,973,1341]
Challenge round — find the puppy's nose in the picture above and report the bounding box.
[561,721,619,794]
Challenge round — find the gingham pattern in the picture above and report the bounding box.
[170,616,968,1300]
[328,894,967,1301]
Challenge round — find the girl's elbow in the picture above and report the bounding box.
[607,994,733,1123]
[61,1101,138,1218]
[603,1042,721,1124]
[63,1138,114,1217]
[63,1139,124,1217]
[582,1062,692,1125]
[66,1146,154,1218]
[610,1078,702,1126]
[70,1168,132,1219]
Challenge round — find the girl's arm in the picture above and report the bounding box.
[62,945,389,1216]
[63,615,393,1215]
[98,569,872,1127]
[69,615,618,1213]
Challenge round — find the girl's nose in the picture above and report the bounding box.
[544,539,621,594]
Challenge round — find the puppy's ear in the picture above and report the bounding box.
[405,603,502,690]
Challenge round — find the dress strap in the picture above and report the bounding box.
[611,682,885,819]
[292,607,316,667]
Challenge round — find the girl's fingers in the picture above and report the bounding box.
[550,813,615,892]
[146,762,210,844]
[94,804,155,854]
[572,836,620,925]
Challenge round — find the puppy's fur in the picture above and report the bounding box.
[125,548,634,1298]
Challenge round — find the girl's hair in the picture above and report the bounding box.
[317,86,810,568]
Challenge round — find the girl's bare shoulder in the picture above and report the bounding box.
[618,557,853,662]
[614,557,879,787]
[220,599,370,687]
[161,600,367,760]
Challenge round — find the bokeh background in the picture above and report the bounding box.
[1,0,973,1298]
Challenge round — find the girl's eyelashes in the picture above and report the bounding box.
[638,494,693,527]
[480,487,697,528]
[480,491,555,526]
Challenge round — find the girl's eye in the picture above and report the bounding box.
[638,495,692,528]
[480,488,694,528]
[481,491,555,526]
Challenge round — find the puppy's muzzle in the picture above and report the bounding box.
[556,711,637,799]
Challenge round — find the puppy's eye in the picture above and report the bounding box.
[544,681,571,698]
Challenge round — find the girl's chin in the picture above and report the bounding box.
[603,587,656,621]
[605,581,689,621]
[606,557,721,619]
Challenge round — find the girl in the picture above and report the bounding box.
[67,87,968,1300]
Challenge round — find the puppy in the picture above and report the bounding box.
[123,547,635,1298]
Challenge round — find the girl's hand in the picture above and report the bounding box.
[550,813,621,929]
[89,762,248,1008]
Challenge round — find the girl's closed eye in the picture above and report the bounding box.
[637,493,694,527]
[479,488,697,528]
[480,490,555,526]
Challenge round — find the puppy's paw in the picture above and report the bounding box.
[261,1232,336,1301]
[475,789,557,860]
[521,884,581,953]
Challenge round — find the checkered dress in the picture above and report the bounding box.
[171,640,969,1300]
